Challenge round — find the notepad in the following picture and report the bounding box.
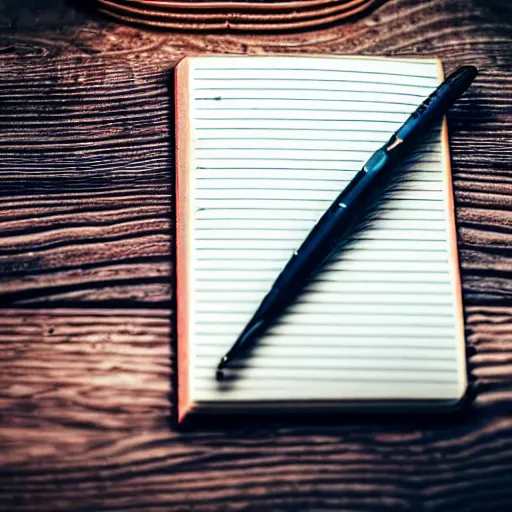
[175,55,467,423]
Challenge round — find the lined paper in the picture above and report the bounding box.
[184,56,465,406]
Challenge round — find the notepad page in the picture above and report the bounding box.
[182,56,466,407]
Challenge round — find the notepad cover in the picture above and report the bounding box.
[175,55,467,423]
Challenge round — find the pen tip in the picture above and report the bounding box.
[216,356,228,381]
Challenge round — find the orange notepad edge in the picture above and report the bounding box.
[175,57,195,423]
[437,60,467,403]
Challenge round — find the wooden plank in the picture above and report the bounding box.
[0,1,511,305]
[0,307,511,511]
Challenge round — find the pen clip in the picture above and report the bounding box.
[385,133,403,153]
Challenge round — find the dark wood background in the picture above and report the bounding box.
[1,0,511,510]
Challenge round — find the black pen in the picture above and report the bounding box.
[216,65,478,380]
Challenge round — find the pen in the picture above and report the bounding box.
[216,65,478,380]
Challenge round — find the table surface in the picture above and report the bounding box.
[1,0,511,510]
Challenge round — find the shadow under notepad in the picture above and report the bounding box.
[179,388,477,431]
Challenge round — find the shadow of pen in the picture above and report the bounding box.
[215,134,435,392]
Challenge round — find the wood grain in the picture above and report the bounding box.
[0,0,511,510]
[0,307,511,511]
[0,0,510,306]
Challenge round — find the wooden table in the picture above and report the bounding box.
[1,0,511,510]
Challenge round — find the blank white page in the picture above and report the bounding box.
[181,55,466,409]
